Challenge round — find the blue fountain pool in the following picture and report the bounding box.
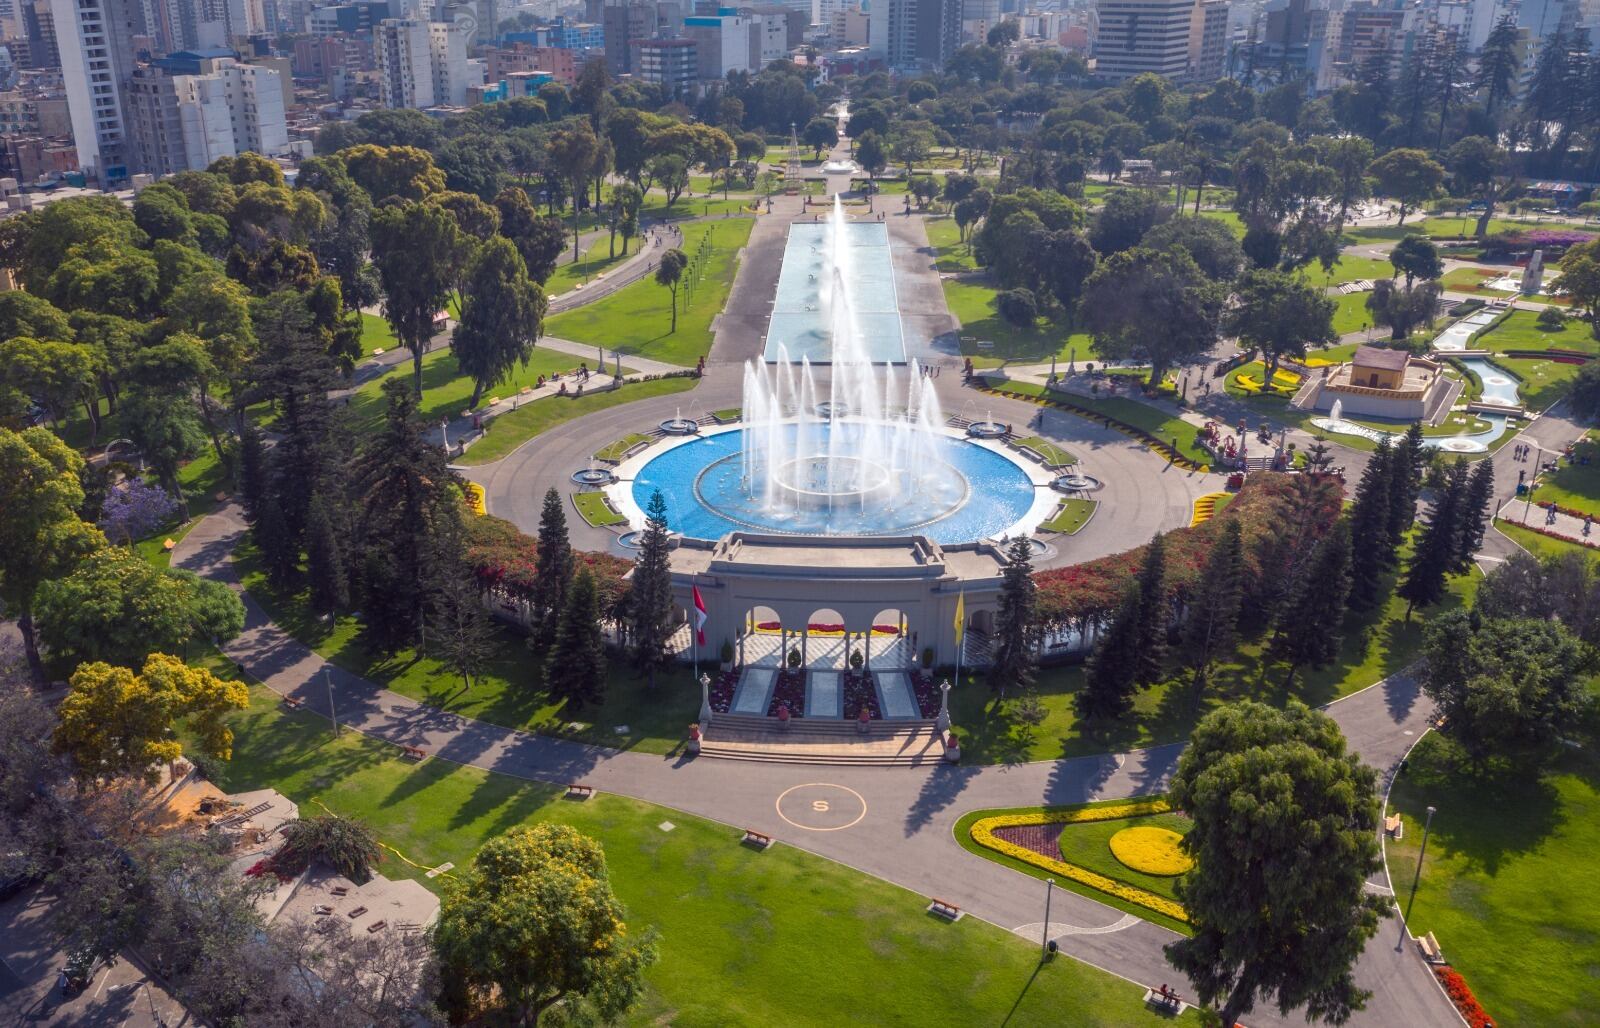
[624,426,1040,542]
[764,221,905,364]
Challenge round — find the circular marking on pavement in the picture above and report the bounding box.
[775,782,867,832]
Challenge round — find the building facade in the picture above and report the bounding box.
[50,0,146,180]
[1093,0,1201,81]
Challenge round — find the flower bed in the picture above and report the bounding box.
[767,669,806,718]
[911,672,939,718]
[1506,518,1600,549]
[1433,966,1494,1028]
[842,672,881,719]
[1108,826,1192,876]
[969,801,1189,923]
[708,670,737,714]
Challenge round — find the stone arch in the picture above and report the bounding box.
[871,607,911,671]
[805,607,848,670]
[740,605,783,667]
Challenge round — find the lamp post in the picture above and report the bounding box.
[699,672,713,726]
[440,417,450,454]
[1041,878,1055,957]
[1396,804,1437,950]
[324,665,338,738]
[935,678,952,733]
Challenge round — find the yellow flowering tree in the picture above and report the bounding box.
[433,823,658,1025]
[52,653,248,787]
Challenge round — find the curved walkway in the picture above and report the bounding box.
[172,506,1459,1028]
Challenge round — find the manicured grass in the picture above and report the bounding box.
[948,535,1480,765]
[1042,499,1096,535]
[1495,354,1583,410]
[572,490,625,527]
[595,432,653,461]
[923,214,977,272]
[1195,209,1246,239]
[947,278,1096,368]
[1474,309,1599,355]
[1344,216,1538,244]
[457,376,698,466]
[346,347,592,436]
[195,686,1184,1027]
[544,236,630,297]
[711,407,740,422]
[1492,518,1600,560]
[1303,254,1394,288]
[1440,266,1513,297]
[1332,291,1376,336]
[1387,732,1600,1027]
[233,539,707,754]
[1513,438,1600,516]
[545,217,756,366]
[1014,436,1076,467]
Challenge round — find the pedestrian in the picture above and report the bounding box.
[1586,516,1593,537]
[57,969,69,997]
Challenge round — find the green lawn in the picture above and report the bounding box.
[989,381,1209,465]
[572,490,625,527]
[1474,309,1599,355]
[233,538,708,754]
[359,312,398,353]
[595,432,653,461]
[1344,216,1539,244]
[1512,438,1600,516]
[1440,266,1513,298]
[544,236,630,297]
[1332,291,1375,336]
[1387,732,1600,1026]
[1195,209,1246,239]
[457,376,698,466]
[1041,499,1096,534]
[947,279,1096,368]
[194,686,1185,1027]
[1014,436,1076,467]
[546,217,756,366]
[949,535,1480,765]
[1495,354,1583,410]
[346,347,591,436]
[1304,254,1394,288]
[1493,518,1600,559]
[923,215,977,272]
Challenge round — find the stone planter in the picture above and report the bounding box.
[944,733,961,763]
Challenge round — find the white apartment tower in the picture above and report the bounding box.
[51,0,145,180]
[374,17,434,107]
[427,20,473,105]
[1093,0,1201,81]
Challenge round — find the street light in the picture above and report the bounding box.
[1396,805,1437,951]
[1041,878,1055,958]
[324,665,339,738]
[440,417,450,454]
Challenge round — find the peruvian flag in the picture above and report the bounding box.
[692,586,708,646]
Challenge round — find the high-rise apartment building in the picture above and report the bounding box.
[602,0,681,74]
[868,0,962,70]
[427,19,474,104]
[1187,0,1226,81]
[1093,0,1200,81]
[634,34,695,94]
[50,0,146,181]
[374,16,433,106]
[125,52,285,176]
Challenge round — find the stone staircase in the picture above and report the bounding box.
[698,714,946,766]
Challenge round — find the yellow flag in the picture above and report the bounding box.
[954,591,965,644]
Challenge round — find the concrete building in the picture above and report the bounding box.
[634,34,695,94]
[50,0,148,181]
[0,88,68,134]
[1186,0,1226,81]
[1093,0,1198,81]
[1,132,77,180]
[373,16,432,105]
[831,3,866,44]
[601,0,681,74]
[427,19,476,105]
[484,41,577,82]
[125,53,286,176]
[683,10,752,80]
[747,8,786,63]
[868,0,962,70]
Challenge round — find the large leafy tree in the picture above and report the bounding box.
[1166,701,1388,1027]
[493,186,567,285]
[1140,216,1246,283]
[0,336,101,439]
[1079,247,1224,388]
[433,824,657,1024]
[1224,269,1337,381]
[0,427,105,676]
[628,489,676,690]
[451,236,547,409]
[53,653,247,786]
[371,200,464,395]
[547,120,607,263]
[1366,148,1445,225]
[1421,610,1594,766]
[340,144,446,203]
[655,248,688,332]
[36,547,244,665]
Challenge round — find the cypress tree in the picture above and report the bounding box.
[435,563,495,691]
[628,489,676,689]
[1399,459,1467,619]
[1386,423,1425,545]
[304,492,349,615]
[1133,533,1169,686]
[546,567,607,710]
[1346,440,1396,613]
[1269,518,1353,685]
[989,535,1040,697]
[530,487,574,650]
[1078,582,1142,722]
[1455,459,1496,569]
[1181,520,1245,693]
[237,424,269,527]
[255,490,299,587]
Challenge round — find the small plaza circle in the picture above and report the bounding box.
[775,783,868,832]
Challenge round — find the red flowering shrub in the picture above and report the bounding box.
[1433,966,1493,1028]
[464,515,633,617]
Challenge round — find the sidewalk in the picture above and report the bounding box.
[1496,494,1600,550]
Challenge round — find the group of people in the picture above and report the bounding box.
[918,364,942,378]
[1512,442,1536,461]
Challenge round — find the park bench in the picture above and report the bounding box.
[1143,987,1184,1014]
[281,696,304,709]
[928,898,961,921]
[330,885,349,897]
[1384,814,1404,840]
[346,906,368,919]
[741,829,773,850]
[366,920,388,933]
[1418,932,1445,964]
[401,746,427,761]
[566,783,594,800]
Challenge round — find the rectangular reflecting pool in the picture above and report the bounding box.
[763,221,905,364]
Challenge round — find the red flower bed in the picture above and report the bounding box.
[911,671,939,718]
[1433,966,1493,1028]
[1511,518,1600,549]
[465,514,633,616]
[708,670,737,714]
[767,670,806,718]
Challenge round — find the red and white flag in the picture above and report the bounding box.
[692,586,708,646]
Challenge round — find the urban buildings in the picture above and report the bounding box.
[372,16,479,107]
[50,0,144,180]
[124,51,286,177]
[1092,0,1201,81]
[867,0,963,70]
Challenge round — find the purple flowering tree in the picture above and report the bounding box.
[99,479,181,543]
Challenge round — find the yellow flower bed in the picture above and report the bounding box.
[1189,491,1228,527]
[1235,366,1303,394]
[1109,826,1192,876]
[1303,357,1336,368]
[970,801,1189,923]
[464,482,487,516]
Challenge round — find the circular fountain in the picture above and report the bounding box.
[966,416,1007,439]
[572,459,616,486]
[820,159,859,174]
[1053,474,1102,492]
[659,409,700,435]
